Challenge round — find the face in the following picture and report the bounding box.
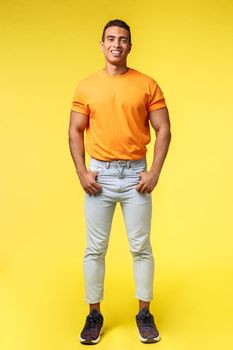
[100,26,132,66]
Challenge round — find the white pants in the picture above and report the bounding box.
[83,157,154,304]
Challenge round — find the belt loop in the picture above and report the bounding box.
[127,160,130,168]
[105,161,110,169]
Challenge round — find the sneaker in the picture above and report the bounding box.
[80,309,104,345]
[136,307,160,343]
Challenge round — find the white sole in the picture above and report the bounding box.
[139,332,161,343]
[80,325,104,344]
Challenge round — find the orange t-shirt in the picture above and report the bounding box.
[71,68,167,160]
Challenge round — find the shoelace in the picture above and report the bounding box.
[85,315,99,331]
[138,313,155,331]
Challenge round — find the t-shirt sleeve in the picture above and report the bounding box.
[71,83,90,115]
[147,80,167,112]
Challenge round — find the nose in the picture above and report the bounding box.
[113,38,121,47]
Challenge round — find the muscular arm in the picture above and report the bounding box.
[136,107,171,193]
[68,110,101,194]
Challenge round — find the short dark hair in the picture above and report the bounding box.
[101,19,131,43]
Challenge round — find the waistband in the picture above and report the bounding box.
[90,156,146,169]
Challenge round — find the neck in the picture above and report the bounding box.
[104,62,129,76]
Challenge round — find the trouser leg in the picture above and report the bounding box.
[121,191,154,302]
[84,193,116,304]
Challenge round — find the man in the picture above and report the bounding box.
[68,19,171,344]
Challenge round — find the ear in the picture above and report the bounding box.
[100,41,104,52]
[128,43,132,53]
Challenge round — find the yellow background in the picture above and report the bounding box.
[1,1,233,349]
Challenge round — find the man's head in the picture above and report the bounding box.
[101,19,131,44]
[100,19,132,66]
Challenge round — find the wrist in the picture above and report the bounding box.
[149,168,160,179]
[76,167,88,178]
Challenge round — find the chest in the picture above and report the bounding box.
[86,81,149,113]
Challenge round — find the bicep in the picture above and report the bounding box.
[149,107,170,132]
[69,110,89,134]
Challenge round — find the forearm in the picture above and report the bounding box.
[149,127,171,178]
[68,130,88,177]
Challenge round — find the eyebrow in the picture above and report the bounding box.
[106,35,129,40]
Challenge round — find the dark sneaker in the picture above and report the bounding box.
[136,307,160,343]
[80,309,104,345]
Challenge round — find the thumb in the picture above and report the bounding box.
[136,179,142,189]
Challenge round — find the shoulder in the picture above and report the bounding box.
[129,68,158,86]
[75,70,103,90]
[128,68,161,94]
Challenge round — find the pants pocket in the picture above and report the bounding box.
[130,164,147,176]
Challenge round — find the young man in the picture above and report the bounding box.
[68,19,171,344]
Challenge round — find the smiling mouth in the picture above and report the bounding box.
[111,50,122,56]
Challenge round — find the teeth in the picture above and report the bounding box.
[111,51,121,54]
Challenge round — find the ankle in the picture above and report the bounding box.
[89,303,100,313]
[139,300,150,312]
